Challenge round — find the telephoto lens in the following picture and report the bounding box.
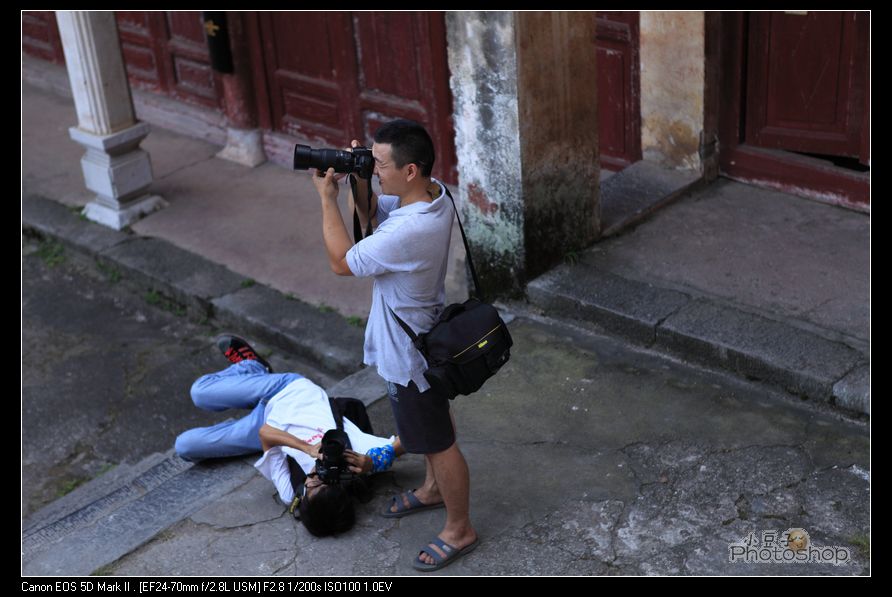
[293,144,375,179]
[293,145,354,174]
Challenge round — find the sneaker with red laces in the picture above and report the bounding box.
[215,334,273,373]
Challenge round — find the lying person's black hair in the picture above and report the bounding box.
[298,483,355,537]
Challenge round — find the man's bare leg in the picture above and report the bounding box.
[417,442,477,565]
[389,455,442,513]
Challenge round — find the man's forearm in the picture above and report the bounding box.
[320,197,353,273]
[260,423,314,455]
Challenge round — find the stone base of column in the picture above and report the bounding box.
[216,127,267,167]
[69,121,166,230]
[82,194,168,230]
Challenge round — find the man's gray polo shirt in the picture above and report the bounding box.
[345,179,453,392]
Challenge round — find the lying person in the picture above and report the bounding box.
[175,335,405,536]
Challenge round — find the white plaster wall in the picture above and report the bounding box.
[640,11,705,171]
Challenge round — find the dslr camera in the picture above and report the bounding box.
[293,144,374,180]
[314,429,354,485]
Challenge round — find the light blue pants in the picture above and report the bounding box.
[174,360,302,461]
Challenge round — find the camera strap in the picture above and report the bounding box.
[440,183,484,302]
[348,174,374,243]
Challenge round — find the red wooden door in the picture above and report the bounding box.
[257,12,354,143]
[745,11,869,161]
[116,11,221,109]
[23,12,220,110]
[22,11,65,64]
[257,11,457,183]
[596,11,641,172]
[718,11,869,208]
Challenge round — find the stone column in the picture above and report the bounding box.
[515,11,601,278]
[56,11,165,230]
[447,12,600,298]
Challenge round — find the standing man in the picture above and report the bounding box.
[312,119,479,571]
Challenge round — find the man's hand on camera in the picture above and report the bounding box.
[312,167,340,202]
[344,449,373,474]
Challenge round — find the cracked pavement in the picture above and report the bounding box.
[22,236,334,521]
[101,316,868,575]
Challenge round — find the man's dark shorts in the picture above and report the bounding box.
[386,380,455,454]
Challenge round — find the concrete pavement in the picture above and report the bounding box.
[22,71,869,576]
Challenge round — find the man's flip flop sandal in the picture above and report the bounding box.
[413,536,480,572]
[381,490,446,518]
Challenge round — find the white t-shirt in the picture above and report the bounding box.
[253,377,395,504]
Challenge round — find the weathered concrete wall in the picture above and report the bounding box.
[640,11,704,171]
[447,12,526,297]
[447,11,600,298]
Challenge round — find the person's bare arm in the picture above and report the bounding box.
[314,167,355,276]
[259,423,320,458]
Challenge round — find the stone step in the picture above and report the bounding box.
[22,193,365,380]
[527,264,869,416]
[22,451,256,576]
[23,452,173,536]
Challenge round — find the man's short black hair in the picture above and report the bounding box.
[298,484,356,537]
[374,119,435,177]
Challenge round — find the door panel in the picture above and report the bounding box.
[596,11,641,171]
[745,11,868,158]
[258,12,457,183]
[22,11,65,64]
[116,11,220,109]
